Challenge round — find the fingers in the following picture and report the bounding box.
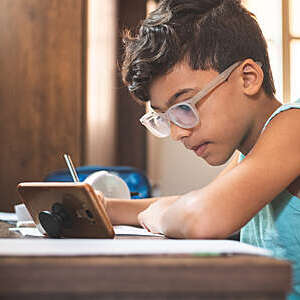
[138,209,161,234]
[138,211,151,232]
[137,211,146,228]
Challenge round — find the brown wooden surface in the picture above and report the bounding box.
[0,221,292,300]
[0,0,85,211]
[115,0,148,171]
[0,295,288,300]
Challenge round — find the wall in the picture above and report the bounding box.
[85,0,117,166]
[115,0,148,170]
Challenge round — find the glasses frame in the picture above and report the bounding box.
[140,60,262,138]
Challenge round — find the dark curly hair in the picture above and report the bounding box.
[122,0,276,103]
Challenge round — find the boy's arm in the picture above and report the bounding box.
[104,147,239,226]
[216,151,240,178]
[104,195,179,226]
[141,109,300,238]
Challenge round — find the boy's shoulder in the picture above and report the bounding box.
[247,101,300,182]
[243,100,300,161]
[262,100,300,132]
[228,102,300,217]
[262,101,300,142]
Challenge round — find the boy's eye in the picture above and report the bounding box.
[178,104,191,112]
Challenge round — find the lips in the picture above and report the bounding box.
[192,142,210,157]
[183,140,210,156]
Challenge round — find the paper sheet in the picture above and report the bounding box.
[114,225,163,237]
[9,225,163,238]
[0,212,17,222]
[9,227,43,237]
[0,238,272,256]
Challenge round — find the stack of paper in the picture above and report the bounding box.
[0,238,271,256]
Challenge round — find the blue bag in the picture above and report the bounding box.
[44,166,152,199]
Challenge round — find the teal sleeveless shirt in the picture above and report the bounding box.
[239,99,300,299]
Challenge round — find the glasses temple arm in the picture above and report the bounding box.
[190,61,243,105]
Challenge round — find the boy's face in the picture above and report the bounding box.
[149,61,254,166]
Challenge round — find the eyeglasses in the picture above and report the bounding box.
[140,61,260,138]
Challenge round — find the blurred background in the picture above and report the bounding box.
[0,0,298,211]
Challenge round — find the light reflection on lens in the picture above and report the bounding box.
[169,104,198,127]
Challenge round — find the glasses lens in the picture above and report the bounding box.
[168,103,198,128]
[140,113,170,138]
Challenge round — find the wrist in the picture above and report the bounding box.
[104,198,117,224]
[95,190,108,211]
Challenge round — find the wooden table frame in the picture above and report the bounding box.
[0,221,292,299]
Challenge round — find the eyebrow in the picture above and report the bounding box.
[151,88,195,111]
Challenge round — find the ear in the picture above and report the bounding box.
[241,59,264,96]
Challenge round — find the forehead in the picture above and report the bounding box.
[149,61,219,108]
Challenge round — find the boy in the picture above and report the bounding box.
[101,0,300,298]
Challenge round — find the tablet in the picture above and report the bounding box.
[17,182,115,238]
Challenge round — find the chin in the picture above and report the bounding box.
[203,153,231,166]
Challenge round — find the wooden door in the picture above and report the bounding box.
[0,0,85,211]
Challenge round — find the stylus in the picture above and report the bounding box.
[63,153,80,182]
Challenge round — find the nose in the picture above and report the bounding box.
[170,122,191,141]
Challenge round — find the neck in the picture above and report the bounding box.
[238,96,282,156]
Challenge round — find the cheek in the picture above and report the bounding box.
[213,112,248,146]
[202,89,245,137]
[194,84,249,142]
[200,104,245,153]
[196,100,233,135]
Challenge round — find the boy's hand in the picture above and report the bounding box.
[137,198,174,234]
